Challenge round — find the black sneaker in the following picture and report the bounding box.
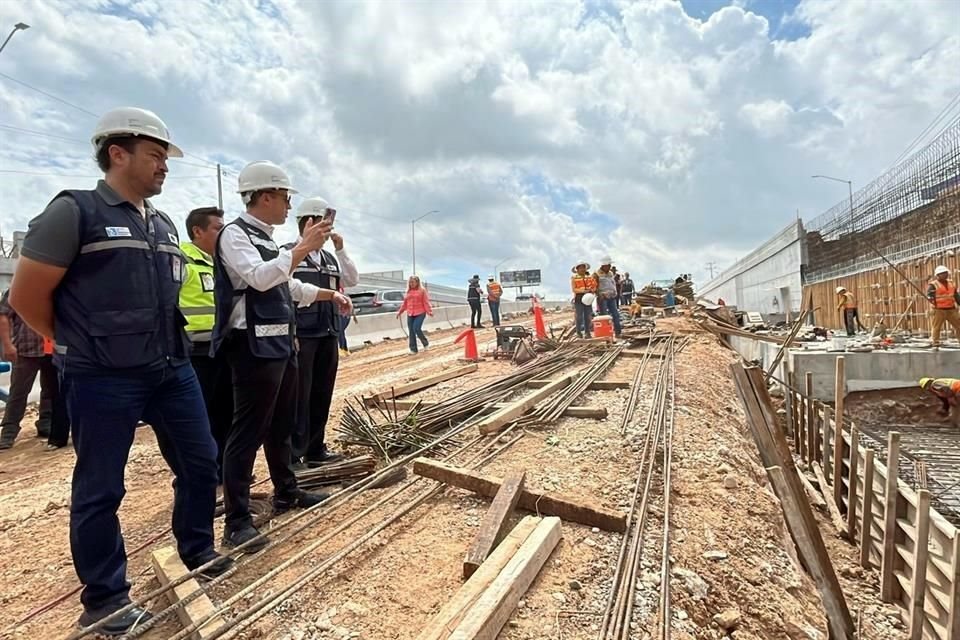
[183,550,236,582]
[306,448,345,466]
[77,605,153,636]
[273,489,330,514]
[222,524,270,554]
[0,429,16,450]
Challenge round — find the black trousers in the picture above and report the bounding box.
[222,333,299,529]
[469,299,483,327]
[1,355,67,442]
[190,348,233,477]
[293,335,339,461]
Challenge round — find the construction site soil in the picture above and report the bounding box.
[0,316,907,639]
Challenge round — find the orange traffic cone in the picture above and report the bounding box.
[533,304,547,340]
[455,328,481,362]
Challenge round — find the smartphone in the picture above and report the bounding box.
[322,208,337,225]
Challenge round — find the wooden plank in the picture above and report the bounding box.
[449,517,563,640]
[365,364,478,404]
[833,356,846,511]
[373,398,606,419]
[150,547,224,640]
[814,400,824,466]
[463,471,527,579]
[561,406,608,419]
[621,349,663,358]
[796,372,807,464]
[813,462,847,536]
[909,490,931,640]
[822,405,833,475]
[525,379,629,390]
[881,431,903,603]
[417,516,541,640]
[476,375,574,435]
[948,534,960,640]
[860,448,876,569]
[798,470,827,510]
[847,426,860,541]
[806,373,816,467]
[412,458,626,533]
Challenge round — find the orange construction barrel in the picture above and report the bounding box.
[592,315,614,339]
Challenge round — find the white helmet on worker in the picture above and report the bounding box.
[600,256,613,265]
[836,286,846,294]
[935,265,950,276]
[295,196,334,219]
[572,260,590,272]
[91,107,183,157]
[237,161,298,203]
[487,274,495,280]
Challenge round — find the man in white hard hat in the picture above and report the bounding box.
[283,197,358,467]
[593,256,623,338]
[210,162,353,553]
[927,265,960,349]
[9,107,231,634]
[835,286,863,337]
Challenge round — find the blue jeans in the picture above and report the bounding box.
[488,300,501,326]
[338,314,350,350]
[408,314,429,352]
[575,301,594,337]
[63,362,218,611]
[599,296,623,336]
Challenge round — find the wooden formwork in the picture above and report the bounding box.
[803,251,960,334]
[784,358,960,640]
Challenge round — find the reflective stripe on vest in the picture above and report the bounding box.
[571,275,596,292]
[179,242,216,341]
[932,281,958,310]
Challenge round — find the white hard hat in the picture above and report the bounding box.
[571,260,590,273]
[836,286,846,294]
[92,107,183,158]
[487,274,495,279]
[236,161,299,197]
[581,292,596,306]
[935,265,950,276]
[296,196,333,219]
[600,256,613,265]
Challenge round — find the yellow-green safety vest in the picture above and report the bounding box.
[179,242,216,342]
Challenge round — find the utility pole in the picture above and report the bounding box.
[0,22,29,56]
[216,163,223,210]
[705,261,717,279]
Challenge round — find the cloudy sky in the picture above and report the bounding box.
[1,0,958,296]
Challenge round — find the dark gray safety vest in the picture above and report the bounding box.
[211,218,296,359]
[52,189,190,370]
[284,244,341,339]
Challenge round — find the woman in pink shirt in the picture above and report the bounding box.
[396,276,433,354]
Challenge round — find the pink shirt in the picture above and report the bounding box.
[398,288,433,317]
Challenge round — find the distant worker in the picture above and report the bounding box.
[571,260,597,338]
[179,206,232,480]
[486,275,503,327]
[835,286,864,337]
[397,275,433,354]
[920,378,960,427]
[664,287,676,308]
[285,197,359,468]
[594,257,623,338]
[927,265,960,349]
[212,161,351,552]
[467,274,484,328]
[620,272,635,306]
[10,107,231,633]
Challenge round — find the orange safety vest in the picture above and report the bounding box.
[487,282,503,300]
[931,378,960,399]
[931,280,958,310]
[571,274,597,294]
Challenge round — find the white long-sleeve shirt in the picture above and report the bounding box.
[218,212,321,330]
[300,241,360,289]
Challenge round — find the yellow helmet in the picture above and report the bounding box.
[919,377,934,390]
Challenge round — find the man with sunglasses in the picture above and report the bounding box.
[211,161,353,552]
[285,198,359,468]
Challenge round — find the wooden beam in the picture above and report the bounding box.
[621,349,663,358]
[813,462,846,536]
[150,547,224,640]
[797,373,807,465]
[860,448,876,569]
[373,398,606,419]
[806,372,816,467]
[948,533,960,640]
[908,489,931,640]
[561,406,607,419]
[833,356,846,511]
[525,379,629,390]
[463,471,526,579]
[476,375,574,435]
[412,458,626,532]
[881,431,902,603]
[822,405,833,474]
[449,517,563,640]
[798,470,827,510]
[417,517,541,640]
[846,426,860,541]
[364,364,478,405]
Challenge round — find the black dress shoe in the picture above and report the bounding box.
[273,489,331,514]
[222,524,270,554]
[183,550,236,581]
[306,449,345,466]
[77,605,153,636]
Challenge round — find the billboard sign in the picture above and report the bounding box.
[500,269,541,288]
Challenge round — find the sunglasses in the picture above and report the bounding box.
[265,189,292,204]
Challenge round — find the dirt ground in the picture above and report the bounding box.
[0,315,903,639]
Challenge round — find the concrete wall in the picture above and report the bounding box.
[699,220,806,315]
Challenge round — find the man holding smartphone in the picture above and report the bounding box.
[285,197,359,467]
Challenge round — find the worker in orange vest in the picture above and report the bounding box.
[571,260,597,338]
[927,265,960,349]
[920,377,960,426]
[486,275,503,327]
[835,286,863,337]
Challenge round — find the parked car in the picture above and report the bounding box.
[349,289,407,315]
[515,293,536,301]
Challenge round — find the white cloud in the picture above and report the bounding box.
[0,0,958,299]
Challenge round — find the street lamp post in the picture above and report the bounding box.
[812,174,854,219]
[0,23,30,56]
[411,210,438,276]
[492,257,514,280]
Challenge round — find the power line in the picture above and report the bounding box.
[0,71,99,117]
[0,169,212,179]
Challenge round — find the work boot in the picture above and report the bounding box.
[273,489,331,515]
[183,550,236,582]
[0,428,17,450]
[77,604,153,637]
[306,446,345,466]
[222,524,270,554]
